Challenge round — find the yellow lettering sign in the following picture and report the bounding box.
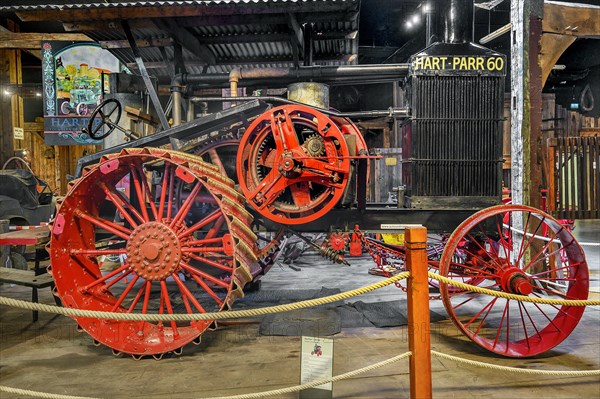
[413,55,505,72]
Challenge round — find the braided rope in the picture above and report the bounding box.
[0,386,100,399]
[0,272,410,322]
[206,351,412,399]
[428,272,600,306]
[431,350,600,376]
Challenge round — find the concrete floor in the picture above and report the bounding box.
[0,220,598,398]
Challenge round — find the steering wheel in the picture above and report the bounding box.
[85,99,123,140]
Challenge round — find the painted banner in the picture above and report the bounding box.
[42,41,123,145]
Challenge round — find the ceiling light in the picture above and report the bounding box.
[406,21,414,29]
[423,3,431,12]
[412,14,420,24]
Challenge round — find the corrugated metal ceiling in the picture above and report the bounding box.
[1,0,360,78]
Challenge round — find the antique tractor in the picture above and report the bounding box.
[48,14,589,358]
[48,100,589,359]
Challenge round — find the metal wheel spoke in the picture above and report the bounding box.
[492,300,510,349]
[160,281,179,336]
[463,297,498,328]
[523,237,571,273]
[110,275,140,312]
[101,184,141,227]
[142,281,152,314]
[76,211,131,240]
[204,216,225,240]
[178,209,222,239]
[529,263,580,278]
[187,253,233,272]
[521,301,543,339]
[473,298,499,336]
[127,281,147,313]
[186,272,224,307]
[134,163,159,220]
[181,262,229,289]
[81,263,130,292]
[104,269,134,291]
[170,182,202,228]
[248,169,285,205]
[466,233,505,271]
[166,165,176,220]
[517,302,531,349]
[130,165,151,222]
[173,274,207,313]
[157,163,171,220]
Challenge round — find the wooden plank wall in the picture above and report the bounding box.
[20,121,98,195]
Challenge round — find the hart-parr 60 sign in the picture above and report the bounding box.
[412,55,505,72]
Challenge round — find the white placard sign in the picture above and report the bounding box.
[300,336,334,397]
[13,127,24,140]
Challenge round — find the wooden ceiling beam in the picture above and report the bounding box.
[0,32,91,50]
[15,3,354,22]
[543,1,600,36]
[63,19,155,32]
[62,11,358,32]
[99,37,173,49]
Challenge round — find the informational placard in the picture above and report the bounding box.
[300,336,333,399]
[13,127,24,140]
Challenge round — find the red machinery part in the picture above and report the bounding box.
[439,204,589,357]
[326,232,349,252]
[49,148,257,357]
[236,105,352,225]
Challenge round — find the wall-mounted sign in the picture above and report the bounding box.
[13,127,24,140]
[42,41,124,146]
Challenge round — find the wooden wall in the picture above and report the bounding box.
[19,120,98,195]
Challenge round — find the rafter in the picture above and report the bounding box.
[153,19,216,65]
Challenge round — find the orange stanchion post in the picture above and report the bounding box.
[405,226,432,399]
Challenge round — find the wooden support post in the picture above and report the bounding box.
[405,226,432,399]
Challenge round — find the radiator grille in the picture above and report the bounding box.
[403,74,504,206]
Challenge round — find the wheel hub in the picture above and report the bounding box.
[500,267,533,295]
[126,221,182,281]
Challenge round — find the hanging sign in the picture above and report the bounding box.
[13,127,24,140]
[41,41,124,146]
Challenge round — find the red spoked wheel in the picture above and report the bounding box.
[49,148,257,357]
[439,205,589,357]
[236,105,351,225]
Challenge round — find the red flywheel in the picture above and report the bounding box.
[236,105,352,225]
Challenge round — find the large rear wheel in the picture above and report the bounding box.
[49,148,257,357]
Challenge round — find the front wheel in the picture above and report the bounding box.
[439,204,589,357]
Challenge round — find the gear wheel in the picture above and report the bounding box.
[302,134,325,157]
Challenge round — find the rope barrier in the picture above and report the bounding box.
[206,352,413,399]
[0,386,100,399]
[427,272,600,306]
[431,350,600,376]
[0,352,412,399]
[0,272,410,322]
[3,349,598,399]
